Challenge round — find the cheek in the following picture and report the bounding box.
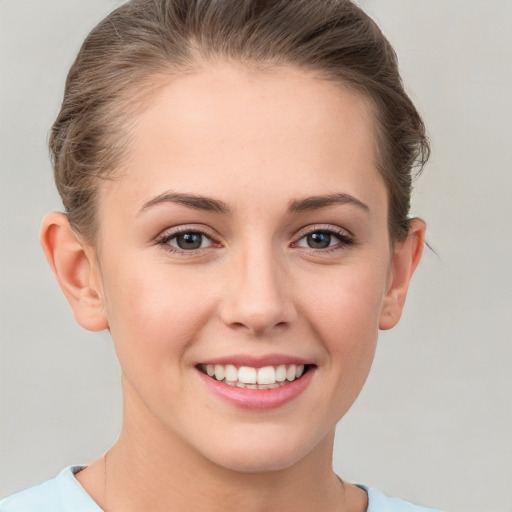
[299,260,387,370]
[101,262,214,374]
[303,261,386,333]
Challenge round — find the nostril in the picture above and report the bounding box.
[218,278,297,334]
[226,319,288,335]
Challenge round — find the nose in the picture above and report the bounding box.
[219,245,297,336]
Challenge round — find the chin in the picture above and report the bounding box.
[198,426,324,474]
[210,449,304,474]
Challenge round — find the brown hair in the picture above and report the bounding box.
[50,0,429,242]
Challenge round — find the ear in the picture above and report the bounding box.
[40,212,109,332]
[379,218,426,330]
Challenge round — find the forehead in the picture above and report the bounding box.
[101,63,385,218]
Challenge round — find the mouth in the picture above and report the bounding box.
[196,363,313,390]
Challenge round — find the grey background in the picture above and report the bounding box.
[1,1,511,511]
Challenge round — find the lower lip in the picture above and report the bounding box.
[196,368,315,410]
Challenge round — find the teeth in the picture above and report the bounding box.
[224,364,238,382]
[286,364,297,381]
[257,366,276,385]
[275,365,287,382]
[238,366,257,384]
[202,363,308,387]
[214,364,225,381]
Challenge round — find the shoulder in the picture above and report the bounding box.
[361,485,442,512]
[0,467,101,512]
[0,475,62,512]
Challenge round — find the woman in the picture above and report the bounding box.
[1,1,441,510]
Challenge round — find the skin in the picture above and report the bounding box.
[41,63,425,512]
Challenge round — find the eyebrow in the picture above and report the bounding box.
[287,193,370,213]
[138,191,232,216]
[138,191,369,216]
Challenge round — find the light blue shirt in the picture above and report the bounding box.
[0,467,442,511]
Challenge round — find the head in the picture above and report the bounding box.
[41,0,428,474]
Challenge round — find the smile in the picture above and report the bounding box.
[198,363,308,389]
[195,356,315,409]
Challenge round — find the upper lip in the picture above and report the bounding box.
[197,353,313,368]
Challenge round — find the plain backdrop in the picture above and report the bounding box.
[1,1,511,511]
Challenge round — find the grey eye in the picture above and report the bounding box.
[305,232,334,249]
[171,232,210,250]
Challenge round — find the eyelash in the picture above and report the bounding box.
[156,227,220,255]
[292,225,354,254]
[155,225,354,255]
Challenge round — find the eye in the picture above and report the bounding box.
[173,232,210,250]
[157,229,215,252]
[301,232,335,249]
[293,227,353,251]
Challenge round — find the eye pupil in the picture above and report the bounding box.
[307,232,331,249]
[177,233,203,250]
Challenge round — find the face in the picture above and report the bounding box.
[90,64,395,472]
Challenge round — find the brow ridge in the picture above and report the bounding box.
[287,193,369,213]
[139,191,368,216]
[139,191,231,215]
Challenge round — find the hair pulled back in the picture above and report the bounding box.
[50,0,429,243]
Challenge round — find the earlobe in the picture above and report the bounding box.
[379,219,426,330]
[40,212,109,332]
